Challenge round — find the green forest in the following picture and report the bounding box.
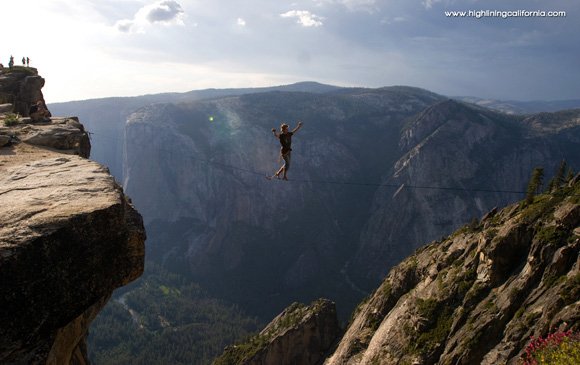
[87,262,264,364]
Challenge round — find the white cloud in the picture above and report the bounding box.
[115,0,186,33]
[314,0,378,13]
[237,18,246,26]
[421,0,455,10]
[144,0,184,23]
[280,10,324,27]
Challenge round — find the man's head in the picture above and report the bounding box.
[280,124,289,134]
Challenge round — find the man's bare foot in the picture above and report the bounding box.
[283,177,289,181]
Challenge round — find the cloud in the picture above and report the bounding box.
[144,0,184,23]
[237,18,246,26]
[115,19,136,33]
[280,10,324,27]
[115,0,185,33]
[422,0,439,10]
[314,0,378,13]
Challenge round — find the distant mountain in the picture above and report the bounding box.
[456,96,580,115]
[49,82,344,179]
[122,86,446,318]
[49,83,580,180]
[119,87,580,316]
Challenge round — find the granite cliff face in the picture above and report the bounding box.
[214,299,341,365]
[122,87,445,315]
[0,75,145,364]
[351,101,580,285]
[324,177,580,364]
[121,89,580,318]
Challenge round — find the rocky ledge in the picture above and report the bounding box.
[0,117,145,364]
[214,299,341,365]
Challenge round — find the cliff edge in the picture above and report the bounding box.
[1,76,146,364]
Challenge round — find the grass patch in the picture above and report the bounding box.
[404,298,454,357]
[561,273,580,304]
[456,267,477,295]
[536,225,569,247]
[520,194,564,224]
[3,113,18,126]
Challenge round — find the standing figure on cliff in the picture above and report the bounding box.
[267,122,303,181]
[22,57,26,66]
[9,55,14,69]
[26,57,30,66]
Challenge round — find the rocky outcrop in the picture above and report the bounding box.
[0,73,145,364]
[21,117,91,158]
[0,155,146,364]
[1,118,90,156]
[324,176,580,364]
[0,67,45,117]
[215,299,341,365]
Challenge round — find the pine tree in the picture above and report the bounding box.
[545,177,555,194]
[526,167,544,204]
[555,159,566,189]
[566,167,575,183]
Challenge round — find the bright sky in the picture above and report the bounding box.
[3,0,579,102]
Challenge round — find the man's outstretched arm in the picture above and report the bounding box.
[292,122,303,133]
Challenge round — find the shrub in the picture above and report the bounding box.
[536,225,568,247]
[523,329,580,365]
[3,113,19,126]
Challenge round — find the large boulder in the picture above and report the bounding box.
[0,156,146,364]
[20,117,91,158]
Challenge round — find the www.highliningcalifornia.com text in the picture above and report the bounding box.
[445,10,566,18]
